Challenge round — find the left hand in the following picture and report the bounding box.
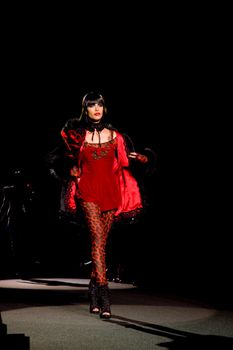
[128,152,148,164]
[70,165,80,177]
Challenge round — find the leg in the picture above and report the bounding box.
[80,201,103,314]
[101,209,116,275]
[80,201,115,317]
[80,202,107,285]
[98,210,115,318]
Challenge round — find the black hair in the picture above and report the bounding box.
[79,92,107,120]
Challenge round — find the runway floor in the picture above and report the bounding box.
[1,277,233,349]
[0,277,136,291]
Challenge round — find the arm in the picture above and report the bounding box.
[128,149,157,176]
[128,152,148,164]
[122,133,157,174]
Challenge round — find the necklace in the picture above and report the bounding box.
[85,121,105,132]
[84,118,106,144]
[86,123,106,144]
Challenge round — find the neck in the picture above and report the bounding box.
[85,118,105,132]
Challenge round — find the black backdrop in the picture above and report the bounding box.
[0,10,230,301]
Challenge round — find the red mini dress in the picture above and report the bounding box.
[77,138,121,212]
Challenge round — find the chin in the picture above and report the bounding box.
[91,117,102,123]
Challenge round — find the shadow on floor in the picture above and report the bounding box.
[105,315,233,349]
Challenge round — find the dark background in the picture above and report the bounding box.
[0,6,230,301]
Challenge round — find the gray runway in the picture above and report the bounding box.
[1,278,233,349]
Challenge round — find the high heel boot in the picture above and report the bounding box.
[99,285,111,319]
[88,280,100,314]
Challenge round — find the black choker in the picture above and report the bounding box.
[84,119,107,144]
[84,119,106,133]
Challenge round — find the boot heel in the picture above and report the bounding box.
[89,280,100,314]
[99,285,111,319]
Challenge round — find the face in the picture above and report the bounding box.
[86,101,104,122]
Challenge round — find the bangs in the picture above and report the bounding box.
[83,92,105,107]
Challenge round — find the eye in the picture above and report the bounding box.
[87,101,104,108]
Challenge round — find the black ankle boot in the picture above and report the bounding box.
[88,280,100,314]
[99,285,111,319]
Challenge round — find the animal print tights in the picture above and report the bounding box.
[80,201,115,285]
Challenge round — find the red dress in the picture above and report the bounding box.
[77,138,121,211]
[61,130,143,217]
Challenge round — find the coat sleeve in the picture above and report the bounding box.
[114,133,143,217]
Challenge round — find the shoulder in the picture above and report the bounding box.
[61,119,85,141]
[113,130,124,142]
[112,130,133,146]
[63,118,80,129]
[62,118,85,134]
